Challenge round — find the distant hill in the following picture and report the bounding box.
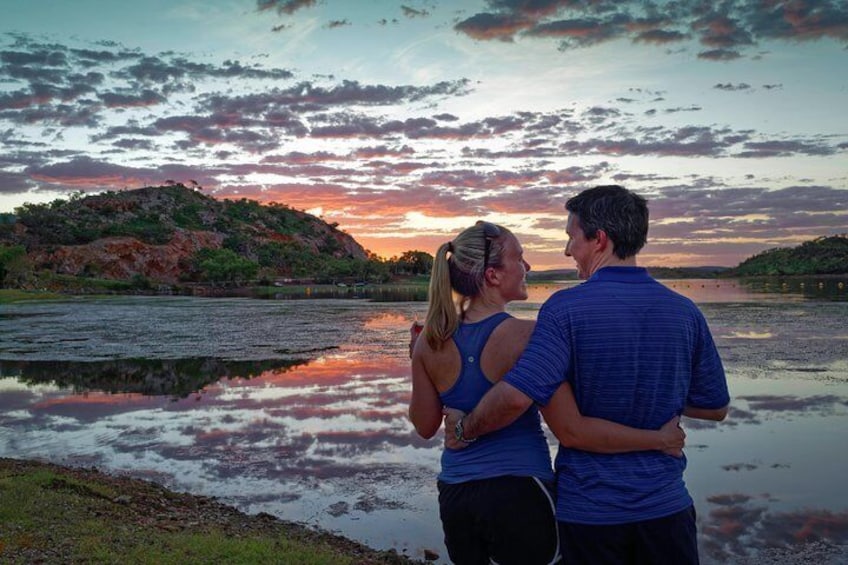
[730,234,848,276]
[527,268,578,281]
[0,184,373,287]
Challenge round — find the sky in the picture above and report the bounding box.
[1,0,847,269]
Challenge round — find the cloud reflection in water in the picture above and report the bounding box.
[1,295,847,562]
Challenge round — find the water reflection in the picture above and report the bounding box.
[661,276,848,302]
[1,285,847,563]
[0,358,306,398]
[740,276,848,302]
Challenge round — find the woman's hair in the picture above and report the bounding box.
[423,221,510,350]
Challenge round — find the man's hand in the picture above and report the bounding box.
[442,407,470,450]
[409,321,423,358]
[659,416,685,458]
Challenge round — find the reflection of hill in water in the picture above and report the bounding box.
[740,276,848,301]
[0,358,306,398]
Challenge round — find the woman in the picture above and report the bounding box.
[409,221,683,565]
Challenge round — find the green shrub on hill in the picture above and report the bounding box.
[733,235,848,276]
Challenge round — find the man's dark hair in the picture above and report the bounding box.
[565,185,648,259]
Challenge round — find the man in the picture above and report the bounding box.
[445,185,729,564]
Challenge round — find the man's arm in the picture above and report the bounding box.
[683,404,728,421]
[443,300,570,449]
[443,380,531,449]
[686,310,731,422]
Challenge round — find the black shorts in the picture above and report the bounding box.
[558,505,699,565]
[438,475,560,565]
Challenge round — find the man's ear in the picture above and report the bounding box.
[595,229,610,252]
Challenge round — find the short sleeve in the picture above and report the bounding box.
[687,312,730,409]
[504,300,571,406]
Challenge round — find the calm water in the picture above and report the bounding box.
[1,278,847,563]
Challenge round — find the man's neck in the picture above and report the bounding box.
[587,254,636,277]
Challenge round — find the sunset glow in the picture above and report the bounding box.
[2,1,847,269]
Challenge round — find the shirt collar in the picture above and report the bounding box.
[587,266,651,283]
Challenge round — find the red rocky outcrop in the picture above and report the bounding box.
[29,229,223,284]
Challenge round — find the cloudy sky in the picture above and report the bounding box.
[2,0,847,268]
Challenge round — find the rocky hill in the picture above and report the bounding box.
[0,185,370,285]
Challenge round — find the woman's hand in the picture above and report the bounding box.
[659,416,686,458]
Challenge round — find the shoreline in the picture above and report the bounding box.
[0,457,427,564]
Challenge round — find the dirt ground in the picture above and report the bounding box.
[0,457,426,564]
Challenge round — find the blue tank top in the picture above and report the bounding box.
[438,312,554,484]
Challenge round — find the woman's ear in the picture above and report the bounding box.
[484,266,501,286]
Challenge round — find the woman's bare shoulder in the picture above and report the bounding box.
[487,317,535,351]
[501,317,536,339]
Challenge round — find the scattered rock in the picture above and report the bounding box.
[327,501,350,517]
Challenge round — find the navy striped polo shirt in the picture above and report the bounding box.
[504,266,729,524]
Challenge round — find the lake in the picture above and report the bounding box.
[1,278,847,563]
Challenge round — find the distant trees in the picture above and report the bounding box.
[388,250,433,275]
[0,244,30,288]
[190,248,259,283]
[733,235,848,276]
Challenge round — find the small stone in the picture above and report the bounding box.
[113,495,132,505]
[423,548,440,561]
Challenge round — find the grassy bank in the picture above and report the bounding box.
[0,289,65,304]
[0,458,423,564]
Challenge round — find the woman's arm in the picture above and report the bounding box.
[540,383,684,456]
[409,341,443,439]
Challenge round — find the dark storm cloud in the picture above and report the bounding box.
[560,125,745,157]
[0,170,34,194]
[325,19,350,29]
[99,89,166,108]
[257,0,317,15]
[0,100,101,127]
[111,138,156,151]
[91,123,160,141]
[117,55,294,85]
[0,34,297,138]
[737,140,838,157]
[69,47,142,65]
[663,105,701,113]
[238,79,469,108]
[401,5,429,18]
[26,156,153,186]
[634,29,687,44]
[454,1,848,56]
[715,82,751,91]
[651,184,848,225]
[454,13,534,41]
[698,48,743,61]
